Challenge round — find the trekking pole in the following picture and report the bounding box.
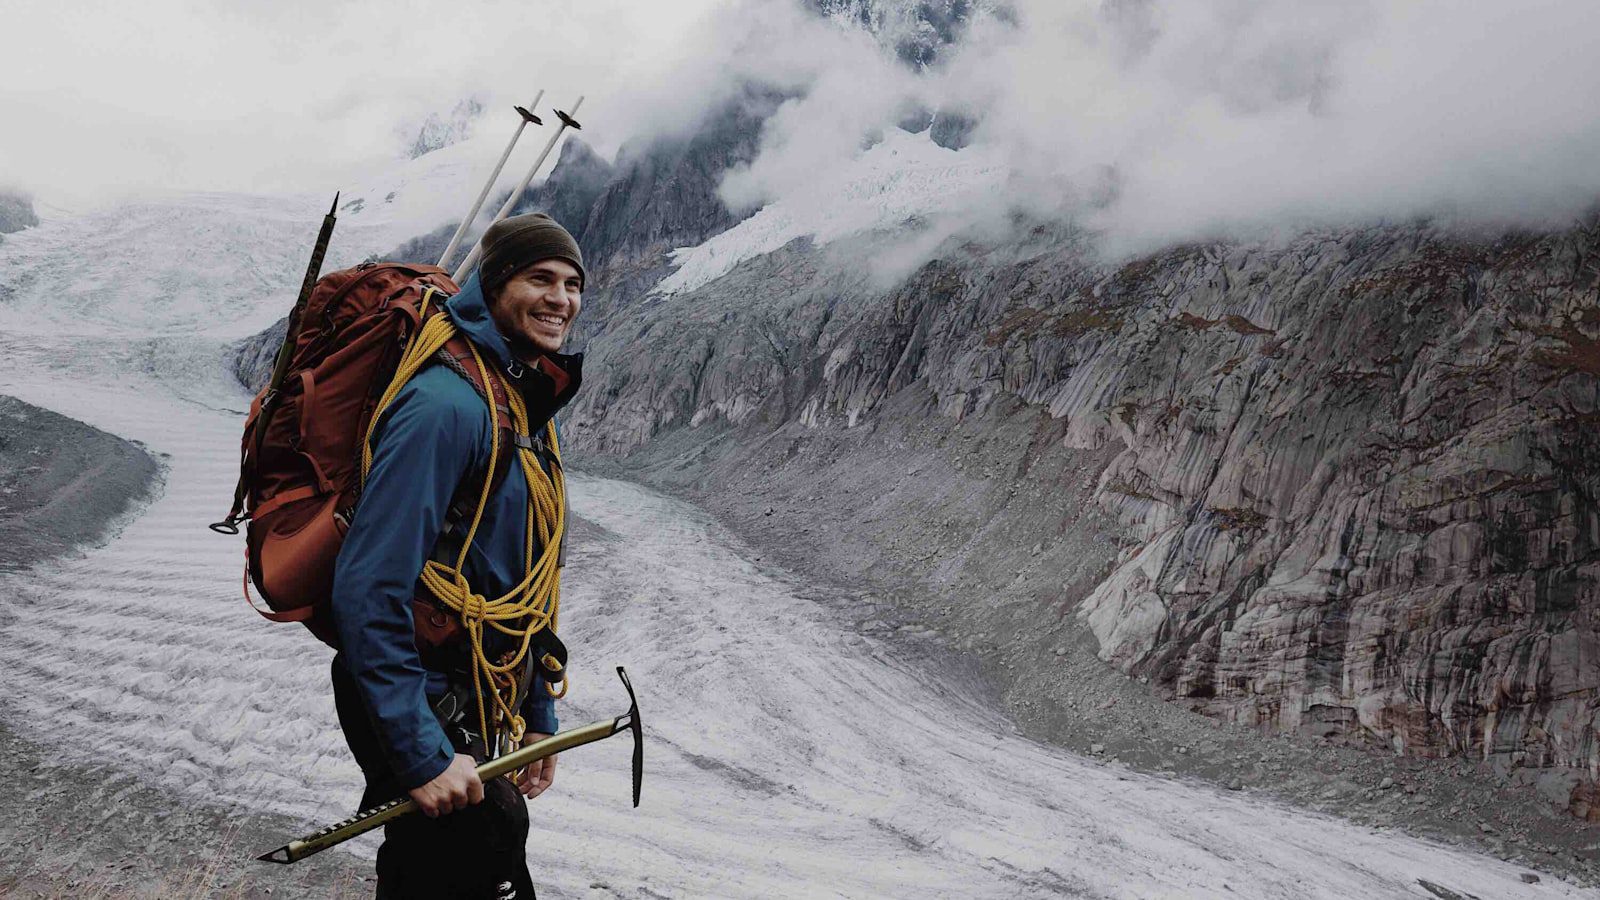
[257,666,643,865]
[451,95,585,283]
[435,90,545,268]
[210,193,339,535]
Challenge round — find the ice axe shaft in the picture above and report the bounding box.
[436,89,546,268]
[452,94,585,283]
[258,666,641,865]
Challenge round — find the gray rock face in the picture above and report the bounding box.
[234,316,287,394]
[563,219,1600,801]
[894,106,977,150]
[572,88,780,288]
[510,137,615,246]
[0,189,39,237]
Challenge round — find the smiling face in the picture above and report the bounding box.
[487,258,583,360]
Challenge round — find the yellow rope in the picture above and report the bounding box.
[362,288,566,755]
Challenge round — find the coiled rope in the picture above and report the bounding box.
[362,288,566,753]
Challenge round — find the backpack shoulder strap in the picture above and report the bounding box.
[431,326,520,531]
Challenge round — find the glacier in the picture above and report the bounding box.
[0,176,1589,897]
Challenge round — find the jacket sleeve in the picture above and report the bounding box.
[520,674,559,735]
[518,412,562,736]
[331,375,488,789]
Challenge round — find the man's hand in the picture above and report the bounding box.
[409,753,484,817]
[515,733,557,799]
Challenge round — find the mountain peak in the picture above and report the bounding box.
[406,96,486,160]
[807,0,993,66]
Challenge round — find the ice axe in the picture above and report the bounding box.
[210,191,340,536]
[258,666,643,865]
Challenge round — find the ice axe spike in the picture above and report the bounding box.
[436,89,546,268]
[257,666,642,865]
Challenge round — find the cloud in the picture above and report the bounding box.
[715,0,1600,255]
[1,0,734,206]
[10,0,1600,256]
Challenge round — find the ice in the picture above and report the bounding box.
[654,128,1009,297]
[0,187,1589,898]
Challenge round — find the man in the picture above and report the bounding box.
[330,212,585,899]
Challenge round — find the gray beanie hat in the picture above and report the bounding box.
[479,212,585,296]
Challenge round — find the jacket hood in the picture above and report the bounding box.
[444,269,517,373]
[443,267,585,431]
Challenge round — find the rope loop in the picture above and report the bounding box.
[363,309,568,756]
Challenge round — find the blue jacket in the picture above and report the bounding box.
[331,269,580,789]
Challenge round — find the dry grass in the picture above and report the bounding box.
[19,817,259,899]
[1210,506,1270,532]
[0,762,370,900]
[1341,234,1544,299]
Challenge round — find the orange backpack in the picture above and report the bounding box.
[215,262,518,648]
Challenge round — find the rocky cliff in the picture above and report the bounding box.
[554,218,1600,812]
[809,0,990,66]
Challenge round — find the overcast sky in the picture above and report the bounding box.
[8,0,1600,248]
[3,0,737,206]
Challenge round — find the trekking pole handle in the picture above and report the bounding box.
[437,89,545,268]
[452,94,586,282]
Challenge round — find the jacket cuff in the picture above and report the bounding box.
[393,734,455,790]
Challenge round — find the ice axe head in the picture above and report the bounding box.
[613,666,643,807]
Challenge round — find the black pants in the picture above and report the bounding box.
[332,660,537,900]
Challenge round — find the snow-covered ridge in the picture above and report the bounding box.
[333,120,545,258]
[654,127,1007,297]
[810,0,1001,65]
[405,96,486,160]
